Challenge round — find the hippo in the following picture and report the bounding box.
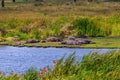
[61,40,77,45]
[75,38,91,44]
[61,37,95,45]
[26,39,40,43]
[46,37,63,42]
[15,42,22,46]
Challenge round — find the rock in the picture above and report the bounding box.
[26,39,40,44]
[46,37,63,42]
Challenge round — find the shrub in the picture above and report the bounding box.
[49,17,70,37]
[72,18,102,37]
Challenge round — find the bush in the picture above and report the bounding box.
[72,18,102,37]
[29,28,41,39]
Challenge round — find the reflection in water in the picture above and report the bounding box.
[0,46,114,74]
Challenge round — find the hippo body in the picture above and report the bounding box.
[26,39,40,43]
[46,37,63,42]
[15,42,22,46]
[61,40,75,45]
[75,38,91,44]
[61,37,95,45]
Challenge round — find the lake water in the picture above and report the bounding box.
[0,46,116,74]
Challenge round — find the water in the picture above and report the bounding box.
[0,46,115,74]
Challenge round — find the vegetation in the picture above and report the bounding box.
[0,51,120,80]
[0,1,119,48]
[24,37,120,48]
[0,14,120,40]
[0,0,120,80]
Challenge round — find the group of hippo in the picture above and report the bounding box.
[15,36,95,46]
[61,37,95,45]
[46,36,95,45]
[19,36,95,45]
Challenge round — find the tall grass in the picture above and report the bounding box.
[24,68,39,80]
[0,14,120,41]
[71,18,103,37]
[0,51,120,80]
[40,51,120,80]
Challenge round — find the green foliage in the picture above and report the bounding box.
[108,14,120,24]
[49,17,70,36]
[0,14,120,40]
[24,68,39,80]
[111,24,120,36]
[5,31,28,40]
[43,51,120,80]
[29,28,41,39]
[78,51,120,80]
[72,18,102,37]
[52,52,79,77]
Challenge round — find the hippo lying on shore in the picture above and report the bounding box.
[15,41,22,46]
[61,40,78,45]
[75,38,91,44]
[26,39,40,44]
[61,38,95,45]
[46,37,63,42]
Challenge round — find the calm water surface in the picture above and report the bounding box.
[0,46,115,74]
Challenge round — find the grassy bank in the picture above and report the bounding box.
[0,1,120,48]
[0,14,120,41]
[22,37,120,48]
[0,1,120,40]
[0,51,120,80]
[0,14,120,40]
[0,37,120,48]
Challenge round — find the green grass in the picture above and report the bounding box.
[0,51,120,80]
[81,37,120,48]
[0,14,120,40]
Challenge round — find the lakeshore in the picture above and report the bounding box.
[0,37,120,48]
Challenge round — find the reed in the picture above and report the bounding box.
[0,50,120,80]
